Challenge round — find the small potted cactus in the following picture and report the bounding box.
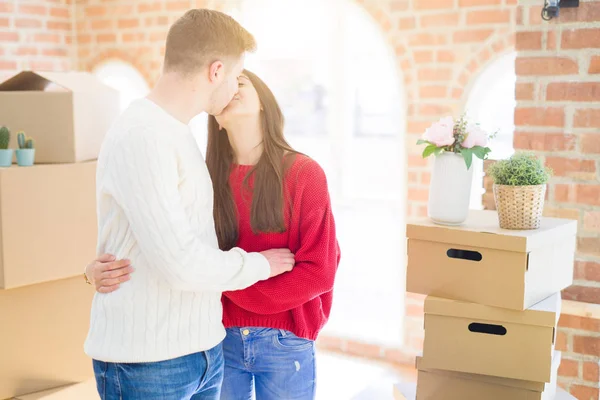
[0,126,13,167]
[16,131,35,167]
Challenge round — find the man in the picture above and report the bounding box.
[84,9,294,399]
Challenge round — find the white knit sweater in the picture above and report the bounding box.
[84,98,270,363]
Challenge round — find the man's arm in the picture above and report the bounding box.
[107,128,270,292]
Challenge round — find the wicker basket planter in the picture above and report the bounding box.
[493,184,546,230]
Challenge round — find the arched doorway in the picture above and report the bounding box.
[465,52,517,209]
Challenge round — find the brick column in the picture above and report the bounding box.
[516,1,600,397]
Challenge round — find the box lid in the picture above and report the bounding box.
[425,292,561,327]
[416,351,561,393]
[407,210,577,253]
[0,71,117,94]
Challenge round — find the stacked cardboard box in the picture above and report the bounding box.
[406,210,577,400]
[393,382,577,400]
[0,71,118,164]
[0,71,119,399]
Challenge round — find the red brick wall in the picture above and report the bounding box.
[514,0,600,306]
[515,1,600,397]
[483,2,600,306]
[75,0,231,85]
[0,0,74,79]
[556,312,600,398]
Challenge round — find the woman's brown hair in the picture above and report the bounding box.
[206,70,298,250]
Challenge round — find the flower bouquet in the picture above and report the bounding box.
[417,115,496,225]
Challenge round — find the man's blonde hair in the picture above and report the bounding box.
[164,9,256,75]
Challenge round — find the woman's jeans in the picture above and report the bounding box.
[221,327,316,400]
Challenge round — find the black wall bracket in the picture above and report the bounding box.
[560,0,580,7]
[542,0,580,21]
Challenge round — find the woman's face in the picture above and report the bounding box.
[215,74,261,125]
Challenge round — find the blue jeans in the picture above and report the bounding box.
[93,343,224,400]
[221,327,316,400]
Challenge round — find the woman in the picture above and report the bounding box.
[86,70,340,400]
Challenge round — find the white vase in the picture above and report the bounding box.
[427,152,474,226]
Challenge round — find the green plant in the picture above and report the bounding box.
[17,131,25,149]
[0,126,9,150]
[487,152,552,186]
[17,131,34,149]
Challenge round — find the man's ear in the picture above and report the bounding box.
[208,60,225,84]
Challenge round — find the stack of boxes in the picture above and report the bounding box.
[405,210,577,400]
[0,71,119,399]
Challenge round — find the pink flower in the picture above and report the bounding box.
[462,124,488,149]
[423,117,455,147]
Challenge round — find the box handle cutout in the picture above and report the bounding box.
[447,249,483,262]
[468,323,507,336]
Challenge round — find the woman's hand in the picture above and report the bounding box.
[85,254,134,294]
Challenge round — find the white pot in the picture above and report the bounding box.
[428,152,474,226]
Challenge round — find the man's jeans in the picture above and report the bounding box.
[93,343,224,400]
[221,327,316,400]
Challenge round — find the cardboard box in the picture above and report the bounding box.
[393,384,575,400]
[406,210,576,310]
[0,71,119,164]
[0,162,97,289]
[423,293,560,382]
[13,381,98,400]
[0,276,95,400]
[416,351,561,400]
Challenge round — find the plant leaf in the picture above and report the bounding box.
[416,139,429,145]
[471,146,489,160]
[422,144,438,158]
[486,152,550,185]
[461,148,473,170]
[433,147,443,156]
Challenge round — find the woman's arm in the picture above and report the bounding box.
[224,160,340,314]
[224,207,339,314]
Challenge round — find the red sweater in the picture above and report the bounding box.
[222,155,340,341]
